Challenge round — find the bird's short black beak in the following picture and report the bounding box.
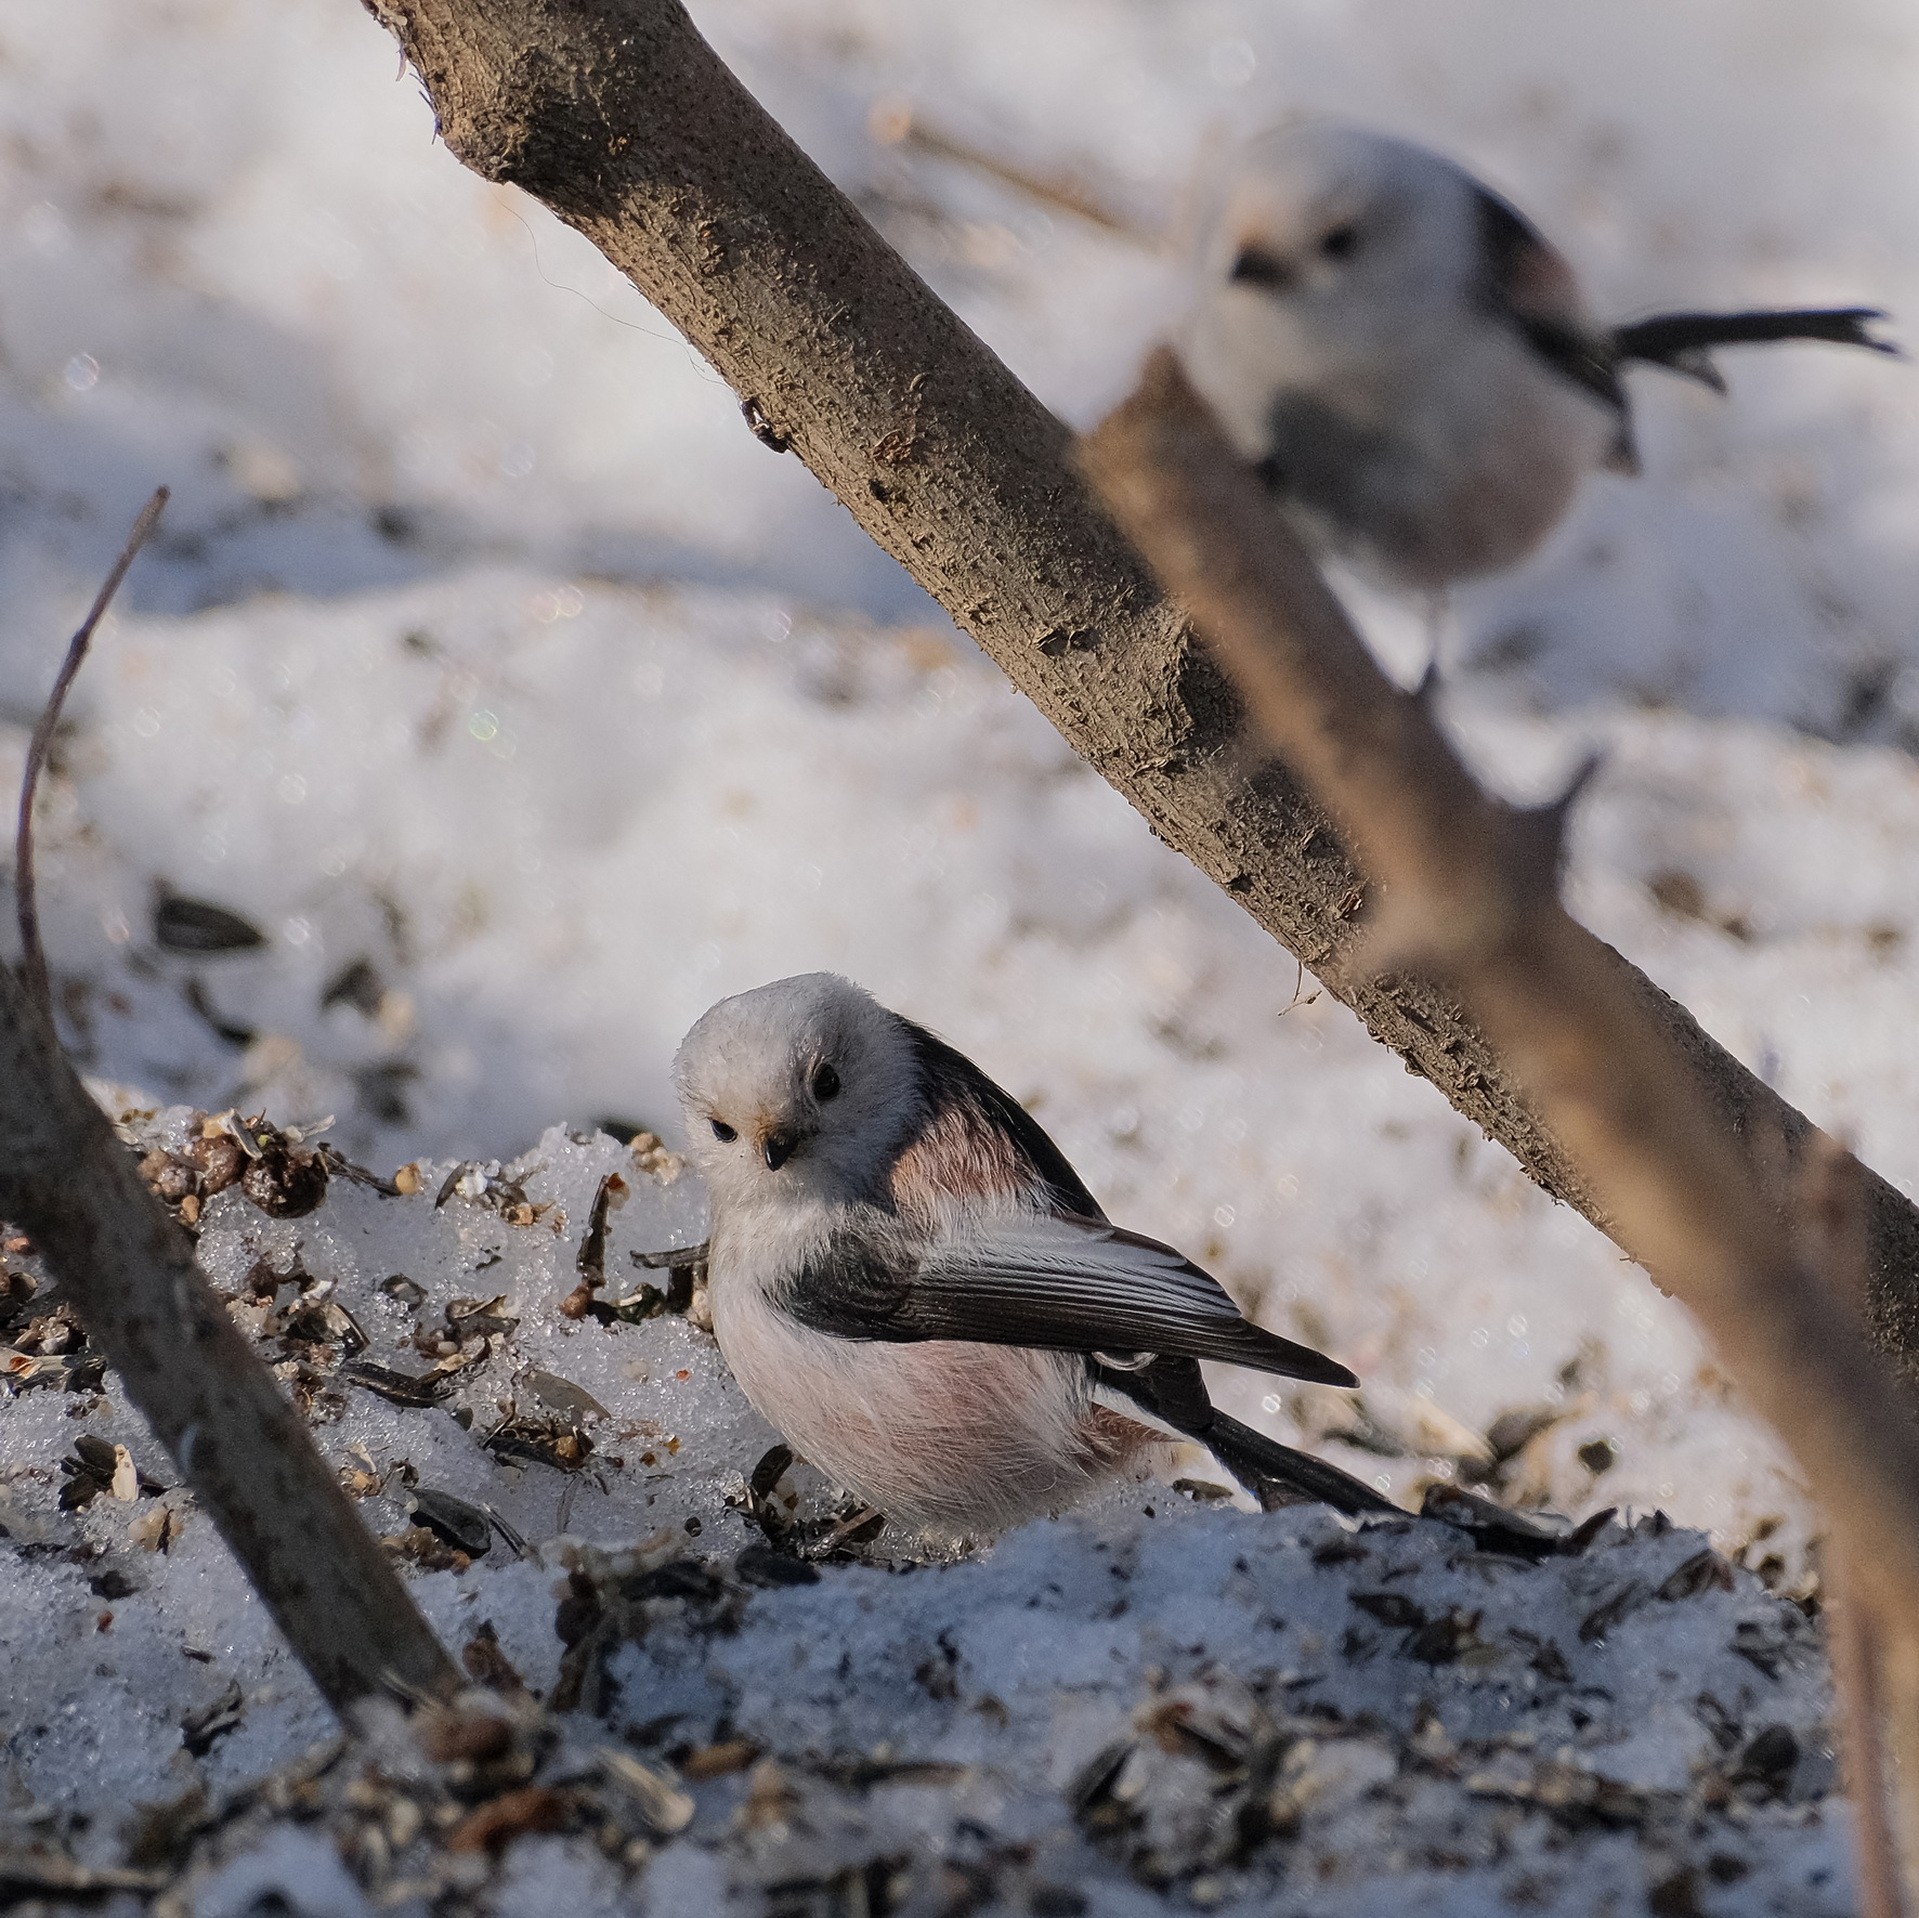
[762,1130,797,1171]
[1230,243,1295,292]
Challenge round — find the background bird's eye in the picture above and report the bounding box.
[710,1118,737,1142]
[811,1062,841,1102]
[1318,222,1361,260]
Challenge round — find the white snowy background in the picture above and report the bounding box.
[3,2,1919,1887]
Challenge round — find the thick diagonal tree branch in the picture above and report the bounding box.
[0,978,462,1710]
[358,0,1919,1371]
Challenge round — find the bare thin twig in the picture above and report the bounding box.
[1885,1637,1919,1914]
[1082,350,1919,1903]
[14,486,168,1021]
[356,0,1919,1377]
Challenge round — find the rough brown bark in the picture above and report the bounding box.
[358,0,1919,1367]
[0,968,459,1714]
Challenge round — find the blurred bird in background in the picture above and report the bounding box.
[1179,121,1898,595]
[674,972,1392,1537]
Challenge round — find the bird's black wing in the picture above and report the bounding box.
[1471,184,1631,426]
[778,1222,1375,1514]
[780,1208,1356,1388]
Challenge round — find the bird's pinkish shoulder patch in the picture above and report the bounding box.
[886,1016,1104,1225]
[888,1086,1042,1224]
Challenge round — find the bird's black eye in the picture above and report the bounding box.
[1318,222,1361,260]
[811,1062,841,1102]
[1229,244,1294,290]
[710,1119,737,1143]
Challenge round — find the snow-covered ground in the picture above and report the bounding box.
[4,0,1919,1907]
[0,1116,1853,1914]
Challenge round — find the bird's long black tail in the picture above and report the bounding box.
[1613,306,1897,391]
[1094,1356,1401,1518]
[1198,1410,1400,1517]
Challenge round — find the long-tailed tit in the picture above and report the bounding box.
[672,973,1389,1537]
[1179,122,1897,593]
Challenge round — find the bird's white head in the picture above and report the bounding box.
[672,973,920,1211]
[1183,121,1498,455]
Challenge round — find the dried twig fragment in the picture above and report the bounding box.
[15,487,167,1021]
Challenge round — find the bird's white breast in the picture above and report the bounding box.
[1182,297,1619,588]
[706,1206,1146,1536]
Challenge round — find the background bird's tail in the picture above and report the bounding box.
[1613,306,1898,392]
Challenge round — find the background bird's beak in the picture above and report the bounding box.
[761,1128,798,1171]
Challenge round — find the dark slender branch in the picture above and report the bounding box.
[1078,340,1919,1666]
[1,510,459,1714]
[14,488,168,1021]
[355,0,1919,1382]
